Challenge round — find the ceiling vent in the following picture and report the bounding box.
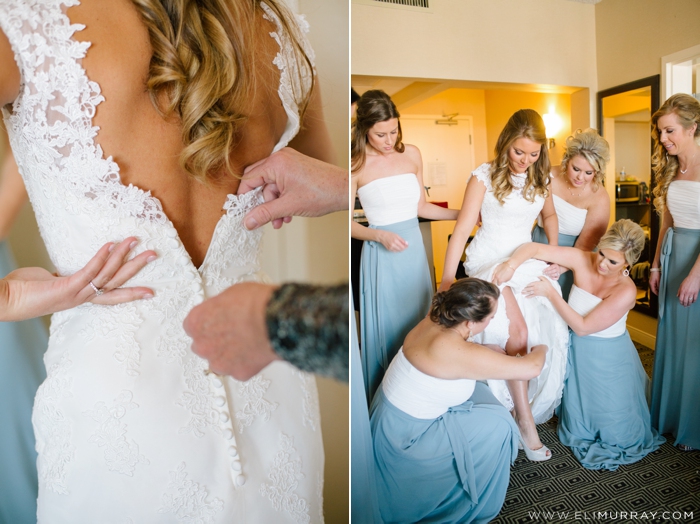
[354,0,432,12]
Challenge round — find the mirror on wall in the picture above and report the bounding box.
[597,75,660,317]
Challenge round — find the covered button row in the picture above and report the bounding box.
[212,376,246,486]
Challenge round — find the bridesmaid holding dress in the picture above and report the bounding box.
[351,90,458,402]
[649,93,700,452]
[532,129,611,300]
[495,220,665,470]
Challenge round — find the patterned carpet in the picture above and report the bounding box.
[492,343,700,524]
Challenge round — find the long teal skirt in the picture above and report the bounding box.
[360,218,432,402]
[558,331,664,470]
[350,296,381,522]
[651,227,700,449]
[371,381,518,523]
[0,241,48,524]
[531,225,577,301]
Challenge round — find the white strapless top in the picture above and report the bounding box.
[668,180,700,229]
[382,349,476,419]
[357,173,420,226]
[537,194,587,236]
[568,285,627,338]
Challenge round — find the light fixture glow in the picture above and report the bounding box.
[542,106,562,149]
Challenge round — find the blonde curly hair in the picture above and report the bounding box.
[560,129,610,191]
[490,109,551,205]
[131,0,314,183]
[597,219,646,267]
[651,94,700,215]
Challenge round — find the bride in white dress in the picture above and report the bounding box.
[440,109,569,460]
[0,0,330,521]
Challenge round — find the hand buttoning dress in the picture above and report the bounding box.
[558,285,664,470]
[651,180,700,450]
[370,349,518,523]
[532,194,587,300]
[465,163,569,423]
[358,173,433,402]
[0,1,324,522]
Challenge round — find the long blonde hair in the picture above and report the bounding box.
[351,90,404,173]
[651,93,700,215]
[491,109,551,204]
[131,0,314,182]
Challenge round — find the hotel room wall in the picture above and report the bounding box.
[352,0,598,95]
[595,0,700,91]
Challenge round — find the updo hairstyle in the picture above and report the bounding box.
[560,129,610,190]
[596,219,646,267]
[430,278,500,328]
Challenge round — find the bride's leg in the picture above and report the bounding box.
[502,287,548,454]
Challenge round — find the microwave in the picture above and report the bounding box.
[616,181,647,203]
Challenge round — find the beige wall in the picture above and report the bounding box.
[352,0,598,94]
[595,0,700,91]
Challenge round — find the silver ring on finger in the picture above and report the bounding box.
[89,280,104,296]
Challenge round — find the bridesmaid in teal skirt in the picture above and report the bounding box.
[532,129,610,301]
[371,279,548,522]
[648,94,700,451]
[496,220,664,470]
[0,241,48,524]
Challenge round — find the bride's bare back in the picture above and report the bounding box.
[67,0,289,267]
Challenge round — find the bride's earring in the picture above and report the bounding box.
[623,267,630,277]
[467,329,474,343]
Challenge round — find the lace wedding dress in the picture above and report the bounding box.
[0,1,324,522]
[465,163,569,424]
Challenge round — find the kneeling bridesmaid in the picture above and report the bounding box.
[371,278,547,522]
[497,219,665,471]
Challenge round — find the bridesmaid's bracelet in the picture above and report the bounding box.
[650,267,662,273]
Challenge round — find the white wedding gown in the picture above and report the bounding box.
[0,1,324,522]
[465,164,569,424]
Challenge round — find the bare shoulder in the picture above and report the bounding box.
[0,28,20,107]
[403,143,422,161]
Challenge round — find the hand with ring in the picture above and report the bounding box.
[523,276,555,300]
[0,237,157,321]
[543,263,566,281]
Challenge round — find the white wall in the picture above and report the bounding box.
[352,0,598,95]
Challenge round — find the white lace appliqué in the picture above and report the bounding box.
[33,352,75,495]
[159,463,224,523]
[260,434,310,524]
[83,390,150,476]
[293,370,320,432]
[235,374,279,433]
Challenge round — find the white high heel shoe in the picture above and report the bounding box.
[518,436,552,462]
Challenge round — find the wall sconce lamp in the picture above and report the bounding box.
[542,108,562,149]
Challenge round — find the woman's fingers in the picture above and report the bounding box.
[101,250,158,291]
[91,286,155,305]
[90,238,140,289]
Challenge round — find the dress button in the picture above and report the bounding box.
[235,474,246,486]
[167,238,179,248]
[192,295,204,305]
[166,228,178,238]
[231,460,242,472]
[212,377,223,388]
[215,396,226,407]
[192,282,203,292]
[219,412,229,423]
[177,255,190,266]
[184,271,196,280]
[223,428,234,440]
[228,446,238,457]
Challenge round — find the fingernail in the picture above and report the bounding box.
[245,217,258,230]
[142,293,154,299]
[147,255,157,263]
[130,241,138,249]
[108,243,115,252]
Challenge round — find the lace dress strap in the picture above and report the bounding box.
[471,163,493,189]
